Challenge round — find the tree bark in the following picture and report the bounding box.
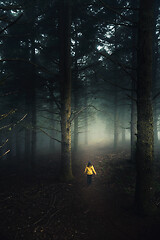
[49,101,55,155]
[135,0,155,215]
[121,110,126,146]
[30,39,37,168]
[29,2,37,169]
[113,16,119,152]
[131,80,137,162]
[74,95,79,151]
[84,86,88,145]
[153,0,159,147]
[130,6,138,162]
[73,25,79,152]
[113,85,119,151]
[25,92,31,164]
[59,0,73,181]
[16,128,21,162]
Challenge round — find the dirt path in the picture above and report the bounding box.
[72,147,160,240]
[1,146,160,240]
[72,148,130,240]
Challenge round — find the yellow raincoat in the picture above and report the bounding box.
[84,165,96,175]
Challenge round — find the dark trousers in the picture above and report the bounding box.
[87,175,92,185]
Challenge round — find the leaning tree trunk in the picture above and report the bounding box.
[59,0,73,181]
[135,0,155,215]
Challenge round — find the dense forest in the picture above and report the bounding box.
[1,0,160,239]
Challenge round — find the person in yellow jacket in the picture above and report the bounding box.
[84,161,97,185]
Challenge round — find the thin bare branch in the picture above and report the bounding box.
[0,5,22,10]
[75,61,100,72]
[0,33,31,38]
[0,113,27,131]
[0,58,53,75]
[0,13,23,35]
[98,0,136,25]
[102,78,133,92]
[70,104,102,123]
[0,149,10,159]
[0,90,18,97]
[126,94,137,102]
[46,85,61,110]
[37,115,60,123]
[18,114,27,123]
[37,126,61,133]
[38,128,61,143]
[0,109,16,121]
[104,21,136,28]
[38,115,60,123]
[37,109,60,115]
[70,107,87,123]
[0,124,12,131]
[0,74,12,85]
[98,50,135,80]
[152,91,160,101]
[113,7,139,11]
[0,139,8,149]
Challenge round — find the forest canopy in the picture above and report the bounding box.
[0,0,160,217]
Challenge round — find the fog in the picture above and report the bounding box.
[0,0,159,184]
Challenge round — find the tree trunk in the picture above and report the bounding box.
[29,2,37,169]
[8,131,13,161]
[130,0,138,163]
[113,17,118,152]
[131,101,137,161]
[113,85,118,151]
[153,0,159,147]
[121,116,126,147]
[31,90,36,168]
[30,40,37,168]
[84,87,88,145]
[25,92,31,165]
[153,104,158,147]
[131,81,137,162]
[130,21,137,162]
[135,0,155,215]
[24,39,32,168]
[49,101,55,155]
[74,96,79,151]
[73,25,79,152]
[59,0,73,181]
[16,128,21,162]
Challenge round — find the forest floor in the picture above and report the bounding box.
[0,145,160,240]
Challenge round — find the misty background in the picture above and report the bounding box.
[0,0,159,174]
